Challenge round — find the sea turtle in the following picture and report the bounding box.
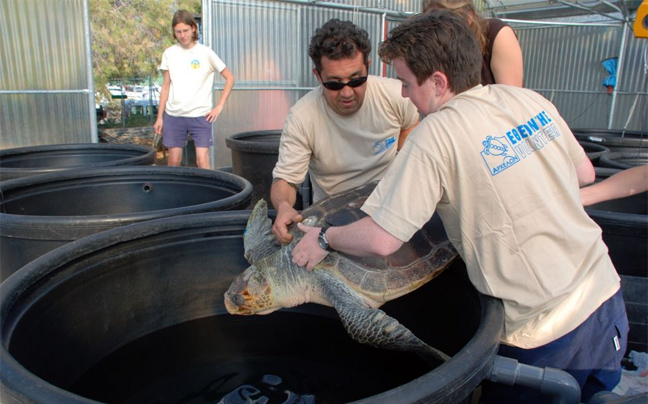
[224,182,458,362]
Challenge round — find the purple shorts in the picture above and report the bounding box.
[162,112,213,148]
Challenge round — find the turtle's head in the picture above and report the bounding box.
[224,264,278,315]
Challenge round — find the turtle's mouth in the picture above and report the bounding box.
[224,289,276,315]
[224,290,250,314]
[223,270,275,315]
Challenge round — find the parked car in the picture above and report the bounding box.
[107,85,125,97]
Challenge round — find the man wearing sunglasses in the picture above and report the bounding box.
[271,19,420,244]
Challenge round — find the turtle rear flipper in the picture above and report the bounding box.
[321,274,451,364]
[338,305,451,364]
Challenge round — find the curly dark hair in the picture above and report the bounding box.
[308,19,371,72]
[378,10,481,93]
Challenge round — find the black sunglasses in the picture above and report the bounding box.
[319,75,368,91]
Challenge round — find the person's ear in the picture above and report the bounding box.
[312,68,322,83]
[431,71,449,95]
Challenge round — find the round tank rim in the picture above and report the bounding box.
[578,140,610,153]
[225,130,282,154]
[599,152,648,170]
[571,128,648,138]
[349,294,503,403]
[585,206,648,223]
[0,166,253,230]
[0,143,157,176]
[571,128,648,149]
[588,167,647,220]
[0,210,504,404]
[0,213,256,404]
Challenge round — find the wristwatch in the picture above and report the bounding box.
[318,225,332,251]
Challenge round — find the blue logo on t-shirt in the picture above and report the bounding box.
[373,136,396,155]
[191,60,200,69]
[481,135,520,175]
[481,110,562,176]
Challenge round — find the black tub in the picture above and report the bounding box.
[572,128,648,151]
[599,151,648,169]
[0,166,252,281]
[0,143,157,182]
[586,167,648,353]
[226,130,282,207]
[586,167,648,277]
[0,211,505,404]
[579,140,610,166]
[226,130,311,209]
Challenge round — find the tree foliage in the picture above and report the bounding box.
[90,0,201,96]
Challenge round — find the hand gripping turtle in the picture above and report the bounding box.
[224,182,457,363]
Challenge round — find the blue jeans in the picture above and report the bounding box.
[481,289,629,404]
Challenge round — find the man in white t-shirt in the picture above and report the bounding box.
[154,10,234,169]
[292,10,628,404]
[271,19,420,244]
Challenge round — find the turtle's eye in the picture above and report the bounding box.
[248,271,268,289]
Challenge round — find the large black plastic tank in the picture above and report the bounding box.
[579,140,610,166]
[586,167,648,277]
[226,130,310,209]
[0,211,504,404]
[226,130,283,207]
[599,151,648,169]
[0,143,157,182]
[585,167,648,354]
[571,128,648,152]
[0,166,252,281]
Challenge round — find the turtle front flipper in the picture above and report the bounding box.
[320,273,451,364]
[244,199,281,264]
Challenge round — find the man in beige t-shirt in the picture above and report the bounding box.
[292,11,628,404]
[270,19,420,244]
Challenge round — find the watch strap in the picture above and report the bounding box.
[318,225,332,251]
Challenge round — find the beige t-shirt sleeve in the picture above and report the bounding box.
[362,139,443,243]
[272,107,311,186]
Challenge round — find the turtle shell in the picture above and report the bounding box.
[289,182,457,301]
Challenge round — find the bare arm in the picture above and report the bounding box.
[292,217,404,271]
[490,26,524,87]
[153,70,171,135]
[271,179,303,244]
[206,67,235,123]
[328,217,403,256]
[581,165,648,206]
[397,121,419,150]
[576,157,596,187]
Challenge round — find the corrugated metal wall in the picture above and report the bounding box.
[0,0,96,149]
[206,0,647,167]
[2,0,644,163]
[511,20,647,131]
[205,0,391,166]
